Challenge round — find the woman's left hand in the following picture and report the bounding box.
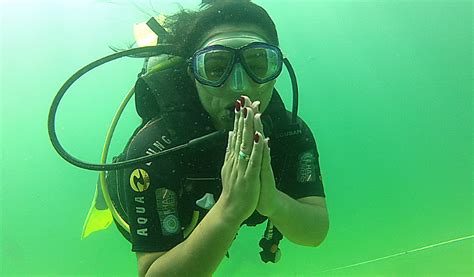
[243,97,278,217]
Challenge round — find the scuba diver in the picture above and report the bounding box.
[48,0,329,276]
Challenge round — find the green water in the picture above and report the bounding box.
[1,0,472,276]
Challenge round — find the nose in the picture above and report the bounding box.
[229,63,250,93]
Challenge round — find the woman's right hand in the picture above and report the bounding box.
[219,97,264,224]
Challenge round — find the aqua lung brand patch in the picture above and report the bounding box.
[155,188,181,236]
[130,169,150,192]
[297,152,316,183]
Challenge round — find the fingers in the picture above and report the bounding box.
[250,100,260,114]
[237,107,255,172]
[253,113,265,139]
[241,107,254,154]
[249,99,264,138]
[224,95,265,178]
[245,131,264,179]
[234,97,253,157]
[240,96,249,108]
[260,137,273,179]
[231,100,241,154]
[234,105,245,155]
[234,96,252,155]
[225,131,233,161]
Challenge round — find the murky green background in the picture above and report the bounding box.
[1,0,472,276]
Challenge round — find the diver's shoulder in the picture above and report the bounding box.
[271,109,306,126]
[135,117,168,136]
[125,117,176,157]
[132,117,168,140]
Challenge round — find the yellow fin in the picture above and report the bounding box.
[81,180,113,239]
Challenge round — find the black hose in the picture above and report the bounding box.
[283,58,299,124]
[48,45,226,171]
[48,46,299,172]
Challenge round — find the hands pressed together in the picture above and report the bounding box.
[220,95,278,223]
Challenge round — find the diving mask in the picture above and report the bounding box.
[189,41,283,90]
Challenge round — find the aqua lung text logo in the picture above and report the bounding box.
[134,196,148,236]
[145,135,172,166]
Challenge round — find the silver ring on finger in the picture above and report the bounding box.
[238,150,250,161]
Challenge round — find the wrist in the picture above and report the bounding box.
[257,189,281,218]
[214,198,246,227]
[266,189,283,219]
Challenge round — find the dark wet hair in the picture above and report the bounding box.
[163,0,279,58]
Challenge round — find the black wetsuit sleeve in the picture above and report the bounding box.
[277,118,326,199]
[122,120,185,252]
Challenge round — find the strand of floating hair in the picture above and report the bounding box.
[318,234,474,273]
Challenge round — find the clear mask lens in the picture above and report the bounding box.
[242,47,279,81]
[196,50,233,84]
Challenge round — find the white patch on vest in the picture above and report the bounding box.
[297,152,316,183]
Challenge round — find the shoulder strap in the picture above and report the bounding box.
[134,61,202,121]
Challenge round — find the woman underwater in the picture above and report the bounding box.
[76,0,330,276]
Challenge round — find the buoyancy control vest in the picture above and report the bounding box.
[111,59,308,263]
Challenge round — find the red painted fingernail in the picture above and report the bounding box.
[254,132,260,143]
[243,107,248,118]
[240,96,245,106]
[235,100,241,112]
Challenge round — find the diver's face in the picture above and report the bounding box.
[191,25,276,130]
